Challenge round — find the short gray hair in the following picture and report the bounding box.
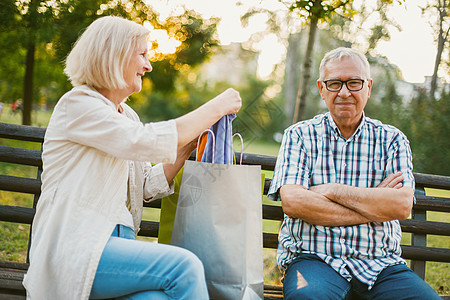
[318,47,371,81]
[64,16,150,90]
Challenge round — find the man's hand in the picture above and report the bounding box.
[377,172,404,189]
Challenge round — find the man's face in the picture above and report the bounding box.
[317,56,372,129]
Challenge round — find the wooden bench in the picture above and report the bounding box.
[0,122,449,299]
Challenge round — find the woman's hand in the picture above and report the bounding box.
[174,88,241,148]
[210,88,242,116]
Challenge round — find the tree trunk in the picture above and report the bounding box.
[21,0,38,125]
[22,42,35,125]
[284,32,302,126]
[430,0,448,99]
[292,2,320,124]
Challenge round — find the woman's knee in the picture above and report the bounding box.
[171,247,205,278]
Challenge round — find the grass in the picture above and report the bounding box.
[0,106,448,294]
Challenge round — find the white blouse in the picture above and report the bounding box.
[23,85,177,300]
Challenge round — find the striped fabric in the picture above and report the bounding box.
[268,112,415,289]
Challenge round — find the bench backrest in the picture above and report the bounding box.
[0,122,449,279]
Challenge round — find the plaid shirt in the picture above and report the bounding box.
[268,112,415,289]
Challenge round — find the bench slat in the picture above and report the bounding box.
[415,195,450,212]
[400,219,450,236]
[0,205,34,224]
[0,175,41,195]
[0,146,42,167]
[0,123,45,143]
[5,203,449,238]
[414,173,450,190]
[401,245,450,262]
[137,220,159,238]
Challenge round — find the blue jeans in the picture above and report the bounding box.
[89,225,209,300]
[283,254,441,300]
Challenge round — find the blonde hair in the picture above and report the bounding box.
[64,16,150,90]
[319,47,371,81]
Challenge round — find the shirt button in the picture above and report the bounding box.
[340,239,345,243]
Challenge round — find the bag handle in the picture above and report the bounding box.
[232,133,244,165]
[196,129,215,163]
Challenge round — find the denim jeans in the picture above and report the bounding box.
[89,225,209,300]
[283,254,441,300]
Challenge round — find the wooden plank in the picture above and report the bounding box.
[263,232,278,249]
[143,199,162,209]
[236,152,277,171]
[400,219,450,236]
[0,261,28,271]
[137,220,159,238]
[414,173,450,190]
[261,232,450,263]
[188,151,277,171]
[263,205,284,221]
[0,205,34,224]
[0,146,42,167]
[264,284,284,300]
[0,123,45,143]
[415,195,450,212]
[0,294,26,300]
[401,245,450,262]
[0,269,26,296]
[0,175,41,195]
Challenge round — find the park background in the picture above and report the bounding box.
[0,0,449,295]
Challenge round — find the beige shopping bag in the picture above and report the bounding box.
[170,139,263,299]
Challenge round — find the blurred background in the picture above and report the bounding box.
[0,0,449,292]
[0,0,448,175]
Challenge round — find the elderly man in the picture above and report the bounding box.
[269,47,440,299]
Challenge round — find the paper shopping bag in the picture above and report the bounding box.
[171,159,264,300]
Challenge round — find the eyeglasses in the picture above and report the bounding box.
[323,79,366,92]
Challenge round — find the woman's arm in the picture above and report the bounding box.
[175,88,241,148]
[162,138,197,185]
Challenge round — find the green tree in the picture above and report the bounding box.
[400,88,450,176]
[0,1,219,125]
[147,10,219,93]
[284,0,403,124]
[421,0,449,98]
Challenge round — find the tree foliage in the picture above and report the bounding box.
[281,0,404,123]
[421,0,449,98]
[0,0,219,125]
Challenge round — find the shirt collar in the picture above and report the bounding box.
[325,111,366,142]
[74,85,122,113]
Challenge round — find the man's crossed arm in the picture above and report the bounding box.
[280,172,414,227]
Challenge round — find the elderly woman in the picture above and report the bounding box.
[23,16,241,300]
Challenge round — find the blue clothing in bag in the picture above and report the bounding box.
[201,114,236,165]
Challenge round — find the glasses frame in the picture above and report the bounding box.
[322,79,366,92]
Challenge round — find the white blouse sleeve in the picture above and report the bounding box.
[63,90,177,164]
[142,163,175,201]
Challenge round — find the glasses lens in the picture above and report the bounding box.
[326,81,342,91]
[347,79,363,91]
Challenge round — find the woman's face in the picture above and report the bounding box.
[123,39,152,95]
